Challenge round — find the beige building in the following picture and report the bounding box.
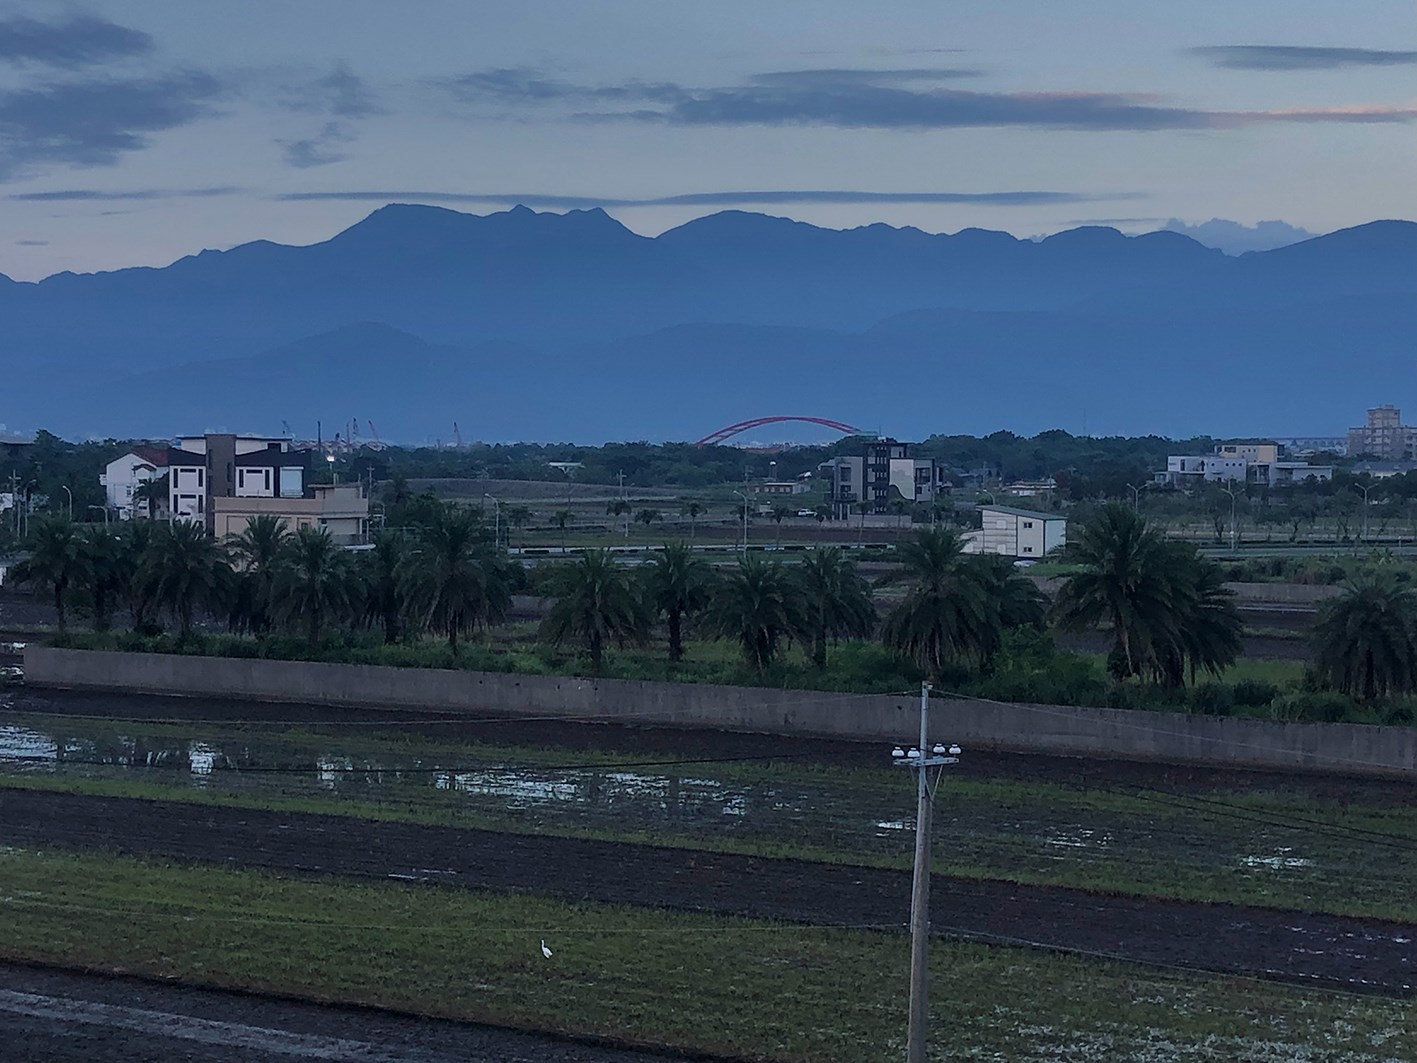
[212,484,369,546]
[1348,406,1417,461]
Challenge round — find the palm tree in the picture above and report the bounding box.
[643,541,713,662]
[114,520,162,633]
[361,529,407,644]
[132,473,168,520]
[889,498,909,529]
[1053,504,1241,685]
[682,500,705,540]
[15,515,87,632]
[770,505,792,547]
[148,521,230,638]
[400,507,511,655]
[80,525,126,631]
[273,526,356,643]
[796,547,875,669]
[703,555,805,673]
[635,508,662,534]
[1314,575,1417,701]
[881,526,995,681]
[227,514,290,636]
[505,505,533,548]
[853,499,873,547]
[541,548,648,672]
[969,554,1048,663]
[606,499,631,538]
[551,509,574,551]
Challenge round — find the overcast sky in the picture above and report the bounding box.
[1,1,1413,280]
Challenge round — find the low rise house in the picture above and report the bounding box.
[99,446,169,519]
[963,505,1067,560]
[1155,441,1332,488]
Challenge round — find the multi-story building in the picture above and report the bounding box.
[166,434,309,528]
[1348,406,1417,461]
[821,439,946,519]
[963,505,1067,560]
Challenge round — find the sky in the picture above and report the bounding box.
[0,1,1414,280]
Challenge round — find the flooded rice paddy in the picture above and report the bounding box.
[2,695,1416,919]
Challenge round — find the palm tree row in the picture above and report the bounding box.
[540,528,1045,678]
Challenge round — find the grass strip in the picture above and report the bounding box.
[0,846,1412,1062]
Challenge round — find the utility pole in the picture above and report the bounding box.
[733,489,750,556]
[890,683,960,1063]
[1219,484,1239,552]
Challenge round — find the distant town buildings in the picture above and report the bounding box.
[1348,405,1417,462]
[963,504,1067,560]
[1154,441,1333,488]
[821,439,947,519]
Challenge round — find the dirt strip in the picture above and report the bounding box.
[1,789,1413,996]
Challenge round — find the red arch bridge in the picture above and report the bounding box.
[693,416,866,447]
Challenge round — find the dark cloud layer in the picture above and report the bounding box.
[442,66,1417,130]
[275,188,1139,207]
[0,73,225,180]
[275,64,380,168]
[7,186,238,201]
[0,14,151,68]
[1191,45,1417,70]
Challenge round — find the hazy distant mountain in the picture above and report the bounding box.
[5,204,1415,442]
[1159,218,1315,255]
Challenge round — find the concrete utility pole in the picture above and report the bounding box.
[1219,484,1239,552]
[1352,482,1375,544]
[484,493,501,548]
[890,682,960,1063]
[732,489,750,556]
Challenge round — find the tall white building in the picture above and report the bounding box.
[963,505,1067,560]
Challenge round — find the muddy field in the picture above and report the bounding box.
[3,788,1413,996]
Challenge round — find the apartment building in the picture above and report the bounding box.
[821,439,946,519]
[167,434,308,528]
[1348,406,1417,461]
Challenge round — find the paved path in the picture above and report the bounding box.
[2,789,1414,997]
[0,962,679,1063]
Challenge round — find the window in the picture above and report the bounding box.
[1023,546,1034,553]
[197,468,204,488]
[1023,521,1034,529]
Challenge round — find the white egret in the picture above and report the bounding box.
[541,939,553,959]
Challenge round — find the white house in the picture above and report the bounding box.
[99,447,169,519]
[964,505,1067,560]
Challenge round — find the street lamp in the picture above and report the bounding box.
[732,489,750,555]
[890,682,961,1063]
[1218,483,1240,553]
[484,493,501,548]
[87,504,110,525]
[1350,482,1376,545]
[61,485,73,520]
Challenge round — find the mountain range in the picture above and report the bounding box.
[2,204,1414,443]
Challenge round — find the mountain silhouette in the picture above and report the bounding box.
[6,205,1414,441]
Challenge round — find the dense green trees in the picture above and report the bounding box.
[882,527,995,680]
[149,522,229,638]
[273,527,356,644]
[15,515,87,632]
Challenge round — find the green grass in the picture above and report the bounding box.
[0,846,1410,1062]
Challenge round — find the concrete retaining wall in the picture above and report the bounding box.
[23,646,1417,778]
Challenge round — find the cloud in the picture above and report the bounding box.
[1190,46,1417,71]
[275,64,378,168]
[441,66,1417,131]
[14,238,46,245]
[1160,217,1315,254]
[275,188,1141,207]
[7,186,238,201]
[279,121,357,168]
[0,73,226,180]
[280,63,380,118]
[0,14,151,68]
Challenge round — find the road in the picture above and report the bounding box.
[0,962,678,1063]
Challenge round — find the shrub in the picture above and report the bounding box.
[1190,683,1234,717]
[1269,691,1354,723]
[1232,679,1279,708]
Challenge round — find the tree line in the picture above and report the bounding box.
[14,502,1417,705]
